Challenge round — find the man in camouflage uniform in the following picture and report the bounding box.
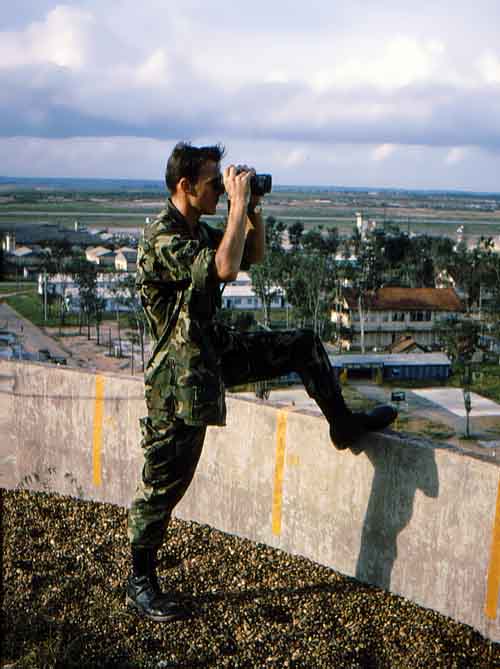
[126,142,397,622]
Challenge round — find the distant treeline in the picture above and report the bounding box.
[0,176,165,194]
[1,176,499,200]
[3,190,162,203]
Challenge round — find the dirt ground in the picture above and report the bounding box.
[44,322,148,377]
[5,489,497,669]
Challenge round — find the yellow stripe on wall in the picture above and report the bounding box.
[272,410,288,536]
[486,474,500,620]
[92,375,105,487]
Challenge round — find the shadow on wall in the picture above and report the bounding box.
[355,441,439,590]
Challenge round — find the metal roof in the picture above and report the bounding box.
[330,352,451,367]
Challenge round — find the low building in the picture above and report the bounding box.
[330,352,451,381]
[37,273,136,312]
[0,223,95,248]
[115,249,138,272]
[4,244,48,278]
[332,287,464,351]
[221,272,286,311]
[85,246,115,267]
[389,336,427,354]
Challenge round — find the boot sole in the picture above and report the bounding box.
[125,594,190,623]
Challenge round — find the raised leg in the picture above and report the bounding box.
[219,327,396,449]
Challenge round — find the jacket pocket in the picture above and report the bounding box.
[174,375,226,426]
[144,359,175,412]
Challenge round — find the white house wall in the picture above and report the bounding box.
[333,307,461,351]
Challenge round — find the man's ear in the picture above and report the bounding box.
[178,177,195,195]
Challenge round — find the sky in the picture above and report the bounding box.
[1,1,500,191]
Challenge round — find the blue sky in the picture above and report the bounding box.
[1,1,500,191]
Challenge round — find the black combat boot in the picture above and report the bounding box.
[330,405,398,452]
[126,547,191,622]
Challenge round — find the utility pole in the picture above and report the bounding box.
[43,270,48,322]
[358,292,365,354]
[479,283,484,336]
[463,386,472,438]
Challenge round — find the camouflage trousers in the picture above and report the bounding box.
[128,328,347,549]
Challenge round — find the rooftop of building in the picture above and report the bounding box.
[330,352,451,367]
[342,286,464,312]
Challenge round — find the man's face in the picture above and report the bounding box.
[190,160,223,215]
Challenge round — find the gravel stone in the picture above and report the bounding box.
[1,489,498,668]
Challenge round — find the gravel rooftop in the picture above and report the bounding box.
[2,489,498,668]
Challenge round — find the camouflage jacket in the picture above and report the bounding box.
[137,199,240,426]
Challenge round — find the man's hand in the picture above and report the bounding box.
[216,163,265,280]
[223,165,252,208]
[248,192,262,214]
[215,165,253,281]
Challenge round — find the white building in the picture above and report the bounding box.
[2,232,16,253]
[115,249,138,272]
[37,269,285,314]
[332,286,465,351]
[38,273,135,312]
[85,246,115,267]
[222,272,286,310]
[356,212,378,240]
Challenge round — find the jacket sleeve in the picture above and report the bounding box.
[154,233,219,291]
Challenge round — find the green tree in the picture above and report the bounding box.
[430,236,455,279]
[341,230,383,352]
[381,232,411,285]
[434,316,479,364]
[94,296,106,345]
[446,238,493,312]
[72,260,98,339]
[113,273,147,370]
[288,220,304,249]
[280,226,339,337]
[406,235,435,287]
[249,216,286,328]
[0,243,5,281]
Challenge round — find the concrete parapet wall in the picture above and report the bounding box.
[1,360,500,642]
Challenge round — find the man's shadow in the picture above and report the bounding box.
[355,437,439,590]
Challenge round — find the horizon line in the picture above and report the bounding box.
[0,175,499,198]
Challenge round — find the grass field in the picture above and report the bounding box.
[0,282,37,294]
[4,289,63,327]
[3,290,118,328]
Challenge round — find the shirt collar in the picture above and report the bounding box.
[166,198,189,228]
[165,198,208,243]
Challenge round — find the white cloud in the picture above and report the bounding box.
[265,71,290,84]
[0,136,172,179]
[1,1,500,190]
[312,36,446,93]
[0,5,94,70]
[479,52,500,84]
[135,49,171,86]
[372,144,396,162]
[446,147,467,164]
[282,149,308,168]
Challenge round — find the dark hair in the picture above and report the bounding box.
[165,142,225,193]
